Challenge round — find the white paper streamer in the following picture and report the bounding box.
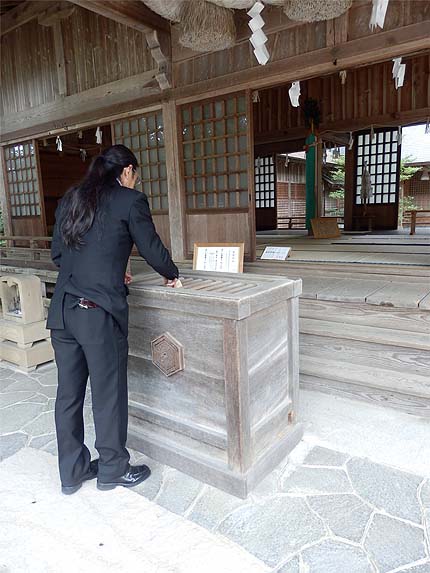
[425,118,430,135]
[80,148,87,162]
[392,57,406,89]
[248,2,269,66]
[78,130,83,139]
[370,125,376,142]
[252,90,260,103]
[56,136,62,152]
[95,126,103,144]
[348,132,354,150]
[289,81,301,107]
[396,127,402,147]
[361,161,373,204]
[369,0,389,30]
[339,70,347,85]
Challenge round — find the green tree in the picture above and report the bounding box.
[400,155,421,182]
[327,157,345,216]
[398,155,421,226]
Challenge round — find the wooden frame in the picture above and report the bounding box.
[111,109,168,213]
[3,142,43,220]
[193,242,245,273]
[179,93,249,211]
[354,128,401,206]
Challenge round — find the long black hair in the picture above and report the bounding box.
[59,144,138,248]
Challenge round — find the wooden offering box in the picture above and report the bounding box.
[127,270,303,498]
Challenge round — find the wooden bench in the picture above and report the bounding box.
[405,210,430,235]
[277,216,306,229]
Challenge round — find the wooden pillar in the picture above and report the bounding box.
[315,139,323,218]
[246,90,256,261]
[305,133,316,232]
[163,101,186,261]
[343,146,355,231]
[0,148,12,237]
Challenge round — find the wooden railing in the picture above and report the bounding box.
[0,235,53,266]
[0,236,52,248]
[405,210,430,235]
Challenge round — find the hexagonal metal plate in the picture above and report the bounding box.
[151,332,184,377]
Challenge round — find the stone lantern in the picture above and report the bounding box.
[0,274,54,372]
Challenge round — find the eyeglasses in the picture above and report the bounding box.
[132,167,142,187]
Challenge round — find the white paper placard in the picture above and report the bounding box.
[193,243,244,273]
[261,246,291,261]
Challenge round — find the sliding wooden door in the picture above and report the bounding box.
[2,140,47,241]
[179,92,255,259]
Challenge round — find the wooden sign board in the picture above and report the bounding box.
[310,217,341,239]
[193,243,244,273]
[261,246,291,261]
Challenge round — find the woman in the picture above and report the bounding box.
[47,144,179,494]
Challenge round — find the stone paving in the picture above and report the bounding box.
[1,361,430,573]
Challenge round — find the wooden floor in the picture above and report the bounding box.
[256,230,430,267]
[253,230,430,417]
[1,230,430,417]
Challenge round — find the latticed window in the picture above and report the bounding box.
[181,94,248,210]
[4,143,41,217]
[355,129,400,205]
[112,111,168,211]
[255,156,275,209]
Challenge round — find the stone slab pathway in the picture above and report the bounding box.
[1,362,430,573]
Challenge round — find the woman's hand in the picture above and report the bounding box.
[124,272,133,285]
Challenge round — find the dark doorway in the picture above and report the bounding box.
[254,155,276,231]
[38,125,112,234]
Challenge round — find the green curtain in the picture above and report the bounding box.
[305,133,316,231]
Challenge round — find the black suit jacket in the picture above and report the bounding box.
[46,182,179,337]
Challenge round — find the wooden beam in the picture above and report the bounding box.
[146,29,171,90]
[254,108,430,146]
[52,21,67,97]
[0,69,160,142]
[1,0,52,36]
[37,3,74,98]
[37,2,75,26]
[66,0,169,34]
[173,21,430,104]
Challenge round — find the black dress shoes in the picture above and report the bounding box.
[61,459,99,495]
[97,464,151,491]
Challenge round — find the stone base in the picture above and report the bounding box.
[128,420,304,499]
[0,338,54,372]
[0,318,50,347]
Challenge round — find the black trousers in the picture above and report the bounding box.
[51,293,130,487]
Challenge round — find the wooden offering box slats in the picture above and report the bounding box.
[127,270,302,498]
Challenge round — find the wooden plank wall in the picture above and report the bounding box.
[172,1,430,89]
[186,212,250,256]
[0,4,155,115]
[254,54,430,144]
[62,8,154,96]
[0,21,58,115]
